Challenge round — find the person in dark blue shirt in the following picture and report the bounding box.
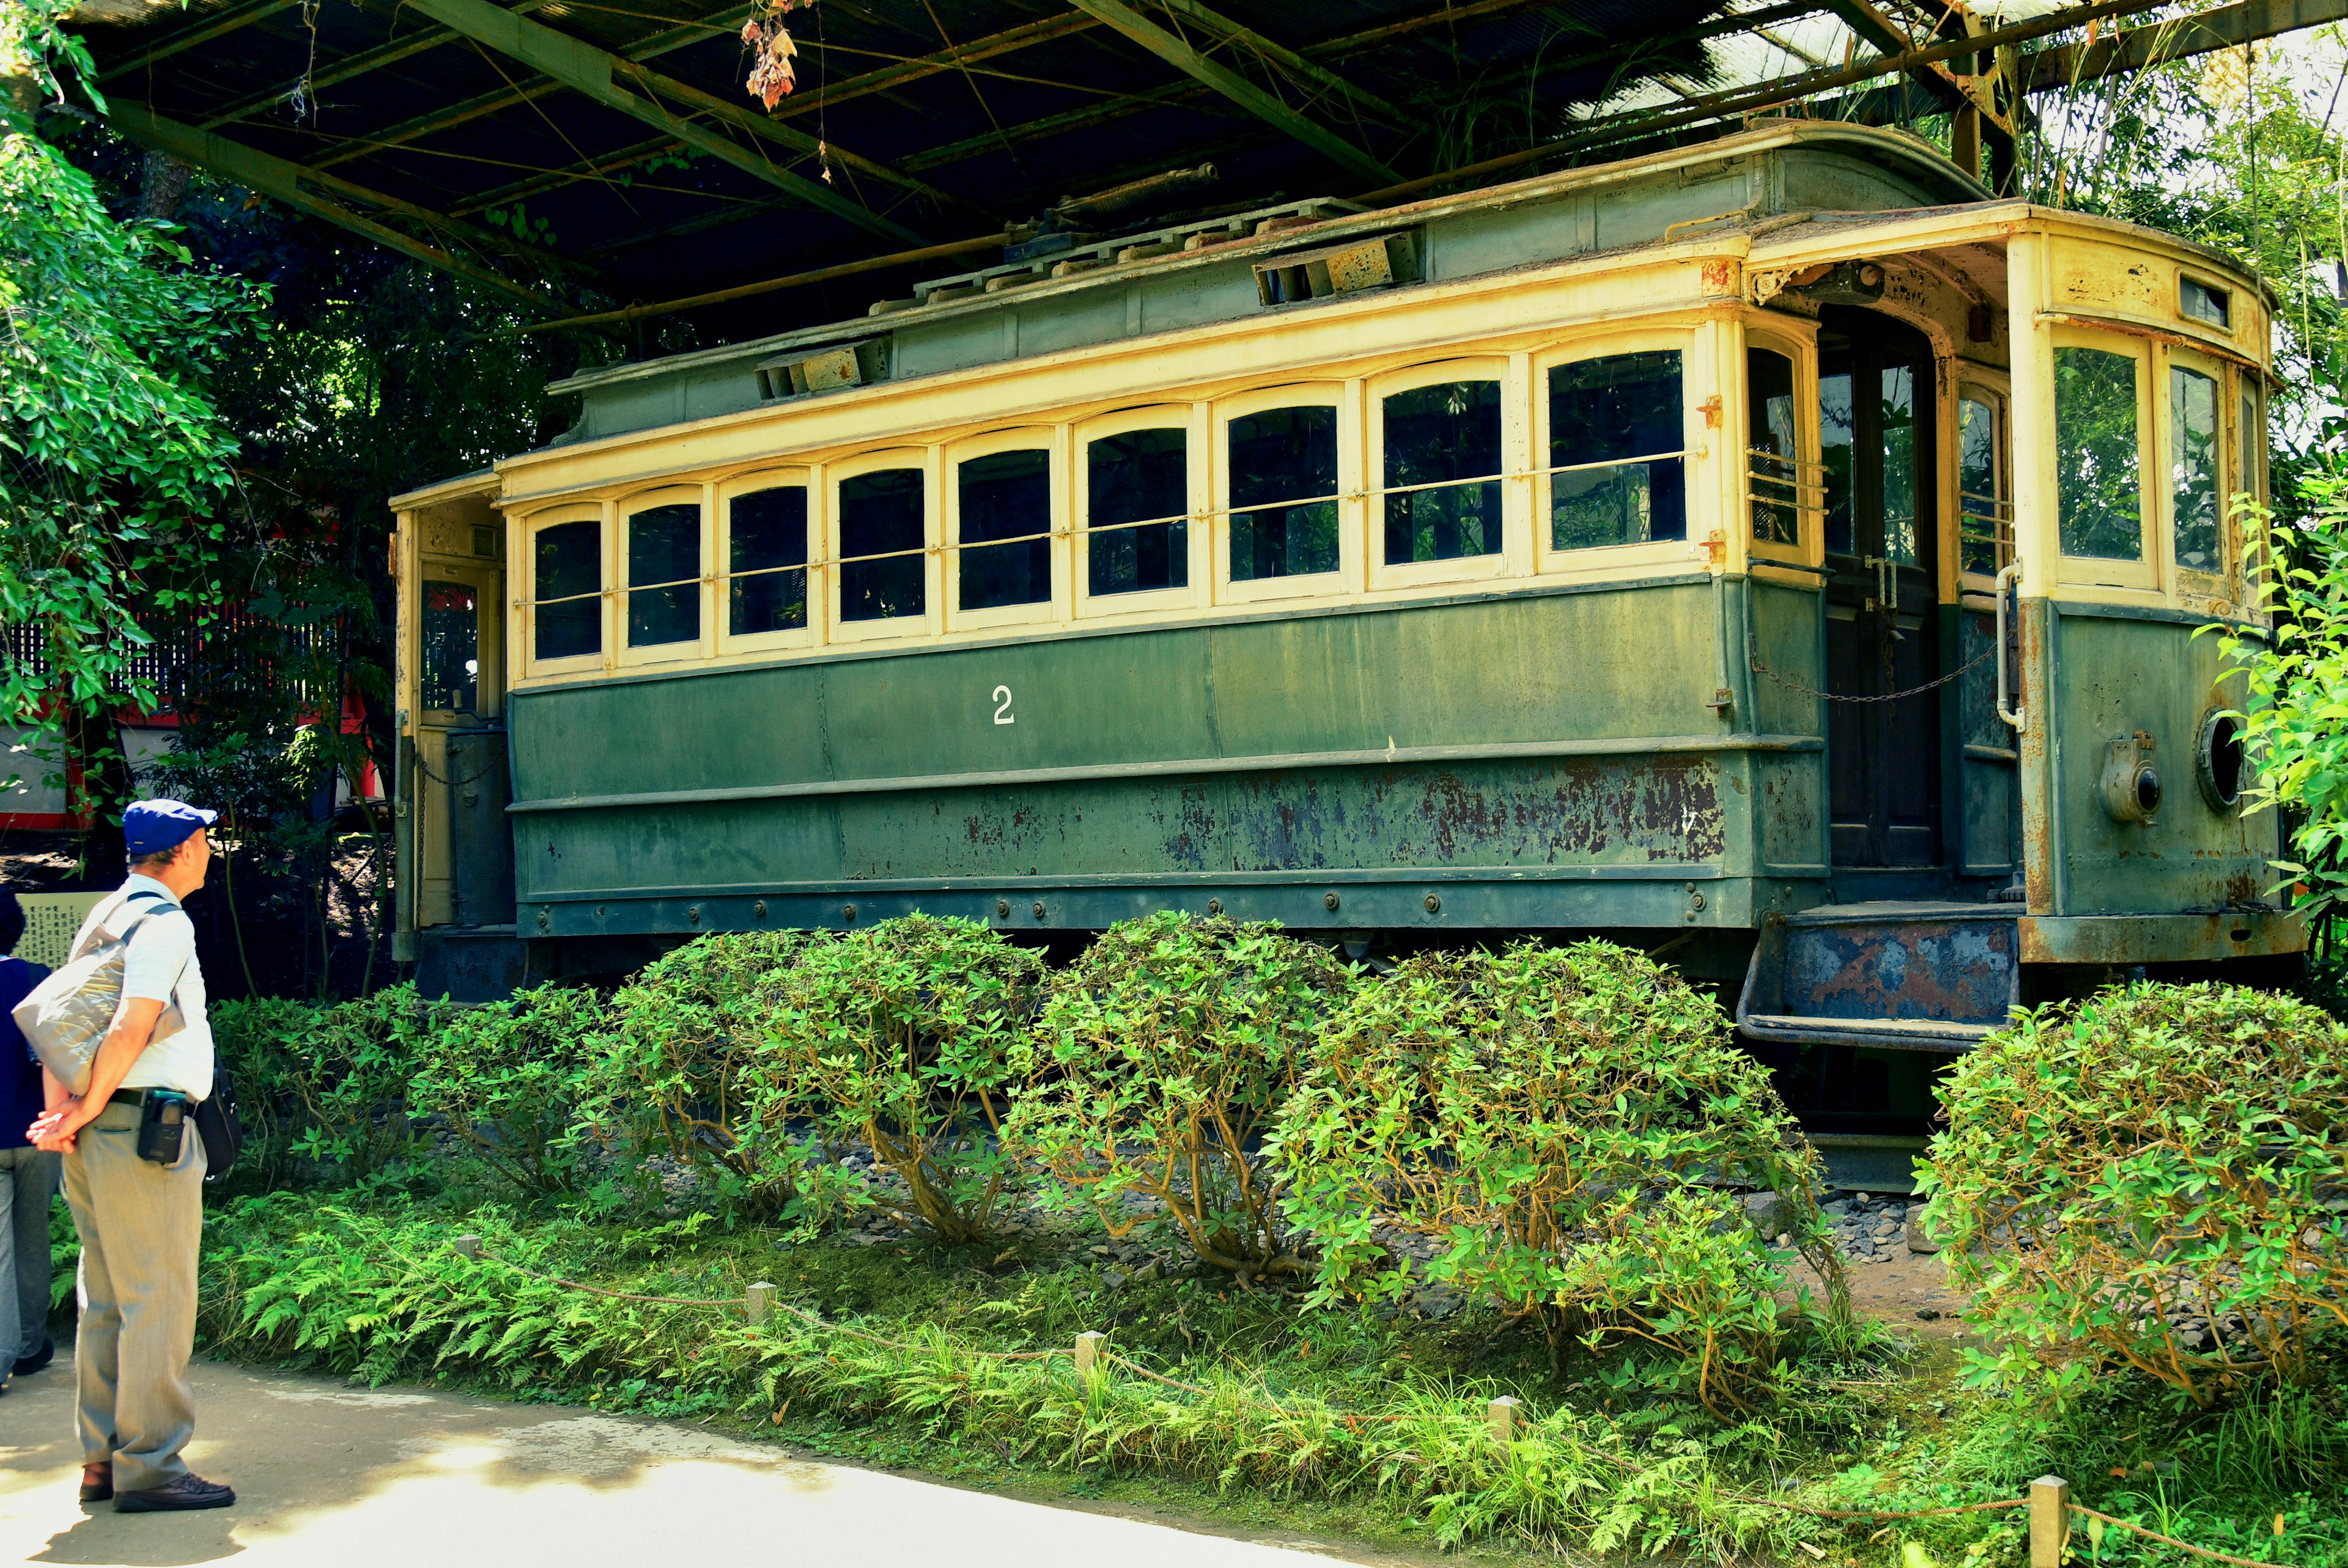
[0,889,58,1396]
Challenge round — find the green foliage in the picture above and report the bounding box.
[2215,484,2348,916]
[595,930,835,1216]
[213,984,437,1182]
[766,916,1042,1242]
[1006,913,1354,1276]
[195,1190,1804,1561]
[1272,940,1841,1413]
[409,984,607,1198]
[0,0,265,742]
[1919,982,2348,1407]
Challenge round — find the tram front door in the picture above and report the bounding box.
[1818,308,1941,872]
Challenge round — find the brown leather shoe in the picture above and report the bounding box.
[79,1463,112,1504]
[114,1473,234,1512]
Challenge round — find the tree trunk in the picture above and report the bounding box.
[67,702,130,883]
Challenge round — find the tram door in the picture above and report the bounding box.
[1818,309,1941,870]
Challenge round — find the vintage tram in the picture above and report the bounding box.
[391,120,2299,1160]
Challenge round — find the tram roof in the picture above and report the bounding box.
[69,0,2256,351]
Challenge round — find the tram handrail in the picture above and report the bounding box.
[1995,561,2026,734]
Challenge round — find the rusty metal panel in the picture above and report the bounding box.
[2019,909,2306,963]
[1737,904,2020,1051]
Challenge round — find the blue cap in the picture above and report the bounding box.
[124,800,219,859]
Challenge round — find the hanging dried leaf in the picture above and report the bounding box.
[740,0,810,110]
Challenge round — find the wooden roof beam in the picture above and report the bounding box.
[97,0,298,82]
[1063,0,1401,183]
[200,0,563,130]
[1820,0,2009,129]
[1150,0,1404,125]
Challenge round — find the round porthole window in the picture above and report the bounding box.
[2197,709,2246,811]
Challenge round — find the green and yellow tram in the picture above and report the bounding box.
[390,119,2298,1141]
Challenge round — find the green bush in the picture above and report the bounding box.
[1919,982,2348,1405]
[764,915,1043,1242]
[1005,913,1355,1276]
[408,984,608,1198]
[1271,940,1840,1412]
[213,985,438,1182]
[594,930,833,1217]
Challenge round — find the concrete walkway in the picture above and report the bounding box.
[0,1350,1375,1567]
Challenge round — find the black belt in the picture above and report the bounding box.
[108,1089,159,1108]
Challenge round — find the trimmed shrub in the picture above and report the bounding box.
[764,915,1043,1242]
[213,985,439,1182]
[1005,912,1356,1276]
[1271,940,1840,1412]
[409,983,608,1197]
[1919,982,2348,1405]
[594,930,834,1217]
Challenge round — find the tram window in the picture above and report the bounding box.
[958,449,1052,611]
[1747,348,1801,546]
[1820,367,1853,556]
[1547,352,1685,549]
[1881,366,1919,565]
[533,518,601,661]
[1088,427,1189,596]
[1228,407,1338,580]
[421,581,478,711]
[1958,394,2011,578]
[1383,379,1502,564]
[2180,277,2231,329]
[626,502,701,647]
[2054,345,2144,561]
[2171,366,2222,574]
[728,485,807,636]
[839,468,926,622]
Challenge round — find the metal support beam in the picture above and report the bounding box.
[393,0,925,242]
[2023,0,2348,89]
[201,0,564,130]
[97,0,298,82]
[1064,0,1401,183]
[1152,0,1404,125]
[103,100,560,309]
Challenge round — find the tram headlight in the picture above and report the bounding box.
[2196,709,2246,812]
[2102,731,2162,824]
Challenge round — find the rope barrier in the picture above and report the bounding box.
[2071,1504,2288,1568]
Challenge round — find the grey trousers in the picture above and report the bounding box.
[61,1100,205,1491]
[0,1143,61,1370]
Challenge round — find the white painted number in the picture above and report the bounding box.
[992,685,1015,726]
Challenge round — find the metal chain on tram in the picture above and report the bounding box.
[1746,631,1996,704]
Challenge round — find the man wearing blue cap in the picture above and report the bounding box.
[28,800,235,1514]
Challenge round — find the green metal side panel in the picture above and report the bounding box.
[2042,604,2276,917]
[506,578,1825,936]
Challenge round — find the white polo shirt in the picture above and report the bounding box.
[81,874,213,1101]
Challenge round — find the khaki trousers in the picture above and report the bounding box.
[61,1100,205,1492]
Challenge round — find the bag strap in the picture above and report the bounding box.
[118,890,192,1011]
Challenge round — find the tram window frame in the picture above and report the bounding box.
[1532,333,1697,578]
[2051,328,2158,592]
[718,468,819,656]
[1955,376,2014,588]
[1367,356,1521,592]
[2165,347,2228,587]
[1074,404,1208,620]
[1213,383,1356,605]
[829,447,939,643]
[2236,374,2269,602]
[521,501,610,680]
[946,427,1066,633]
[616,485,711,668]
[1744,328,1820,570]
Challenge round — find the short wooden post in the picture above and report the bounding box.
[453,1234,481,1261]
[2030,1476,2070,1568]
[1074,1330,1107,1377]
[1487,1395,1521,1448]
[747,1282,775,1328]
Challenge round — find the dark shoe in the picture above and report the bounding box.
[114,1473,233,1512]
[15,1337,53,1376]
[80,1464,112,1504]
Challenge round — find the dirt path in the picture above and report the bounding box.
[0,1349,1380,1567]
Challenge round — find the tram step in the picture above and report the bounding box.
[1735,902,2020,1053]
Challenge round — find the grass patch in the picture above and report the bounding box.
[188,1180,2348,1564]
